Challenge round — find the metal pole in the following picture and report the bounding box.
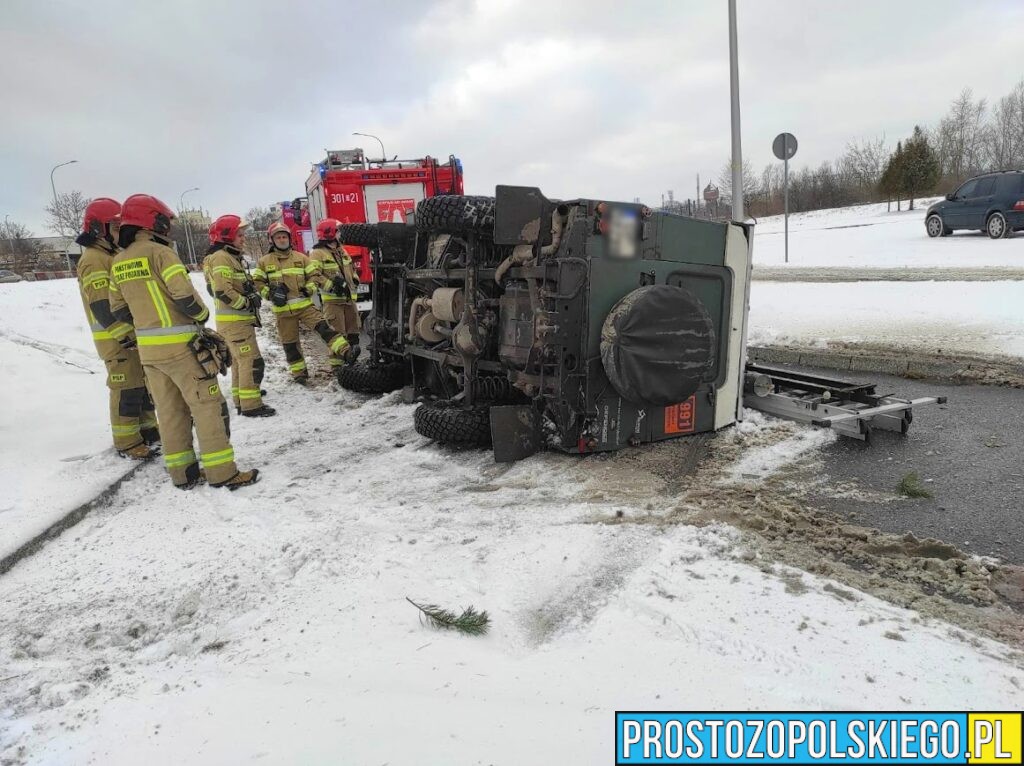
[3,215,12,266]
[50,159,78,271]
[179,187,199,265]
[353,132,386,164]
[784,151,789,264]
[728,0,743,221]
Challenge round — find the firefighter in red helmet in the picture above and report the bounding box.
[204,215,275,417]
[309,218,362,365]
[109,194,259,491]
[74,197,159,459]
[252,221,354,382]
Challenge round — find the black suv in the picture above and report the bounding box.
[925,170,1024,239]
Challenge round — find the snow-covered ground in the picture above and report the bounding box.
[1,268,1023,763]
[748,281,1024,358]
[754,197,1024,268]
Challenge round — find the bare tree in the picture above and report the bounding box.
[717,158,758,216]
[986,79,1024,170]
[45,189,91,237]
[933,88,989,183]
[243,205,276,258]
[0,219,44,275]
[841,135,888,198]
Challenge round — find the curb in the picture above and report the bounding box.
[0,463,145,576]
[748,345,1024,388]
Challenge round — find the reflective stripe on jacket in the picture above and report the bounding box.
[77,243,135,360]
[309,244,359,302]
[206,247,257,325]
[252,248,323,314]
[109,231,209,360]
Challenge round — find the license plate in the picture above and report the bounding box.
[356,283,369,294]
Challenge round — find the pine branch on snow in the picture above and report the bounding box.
[406,598,490,636]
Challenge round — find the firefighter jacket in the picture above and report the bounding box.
[205,245,258,326]
[76,240,135,361]
[252,248,327,315]
[308,243,359,302]
[109,230,210,361]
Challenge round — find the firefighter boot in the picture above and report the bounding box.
[346,334,361,363]
[119,442,159,460]
[210,468,261,491]
[241,405,277,418]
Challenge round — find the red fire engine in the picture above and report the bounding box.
[304,148,464,289]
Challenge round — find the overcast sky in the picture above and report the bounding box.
[2,0,1022,234]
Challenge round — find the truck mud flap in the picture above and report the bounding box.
[490,405,541,463]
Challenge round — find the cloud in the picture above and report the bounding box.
[1,0,1022,233]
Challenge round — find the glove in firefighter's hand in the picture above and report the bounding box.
[247,293,262,311]
[342,344,359,366]
[118,335,138,350]
[331,275,347,296]
[270,283,288,307]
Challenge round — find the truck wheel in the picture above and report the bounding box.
[336,360,406,394]
[337,223,380,248]
[415,195,495,236]
[413,400,492,448]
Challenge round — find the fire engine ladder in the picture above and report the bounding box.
[742,363,946,441]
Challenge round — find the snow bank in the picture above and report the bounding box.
[754,197,1024,268]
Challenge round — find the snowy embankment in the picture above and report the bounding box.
[1,275,1023,764]
[753,197,1023,268]
[748,198,1024,357]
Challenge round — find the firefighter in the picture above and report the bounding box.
[74,198,159,459]
[204,215,275,417]
[252,222,353,382]
[308,218,362,365]
[109,194,259,491]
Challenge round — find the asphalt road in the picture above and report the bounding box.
[801,370,1024,564]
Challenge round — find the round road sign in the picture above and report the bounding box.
[772,132,798,161]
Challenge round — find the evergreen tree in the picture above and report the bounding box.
[879,141,905,208]
[899,126,940,210]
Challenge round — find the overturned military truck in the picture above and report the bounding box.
[337,186,754,462]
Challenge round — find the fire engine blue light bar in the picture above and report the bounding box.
[614,712,1023,765]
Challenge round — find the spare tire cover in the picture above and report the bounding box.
[600,284,716,405]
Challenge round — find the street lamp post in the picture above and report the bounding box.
[179,187,200,265]
[50,159,78,271]
[352,132,387,164]
[727,0,744,222]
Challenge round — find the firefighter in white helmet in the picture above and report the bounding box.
[252,222,354,382]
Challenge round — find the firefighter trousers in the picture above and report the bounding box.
[142,349,238,486]
[323,300,361,367]
[274,305,349,378]
[218,322,265,412]
[104,352,158,450]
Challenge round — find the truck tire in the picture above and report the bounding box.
[415,195,495,236]
[336,360,406,394]
[337,223,380,248]
[413,399,492,448]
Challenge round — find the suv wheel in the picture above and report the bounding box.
[925,214,947,238]
[987,212,1008,239]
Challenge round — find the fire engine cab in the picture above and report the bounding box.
[305,148,464,290]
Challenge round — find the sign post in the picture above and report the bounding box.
[772,132,798,263]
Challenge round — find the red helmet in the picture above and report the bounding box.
[121,194,175,235]
[316,218,342,241]
[81,197,121,236]
[268,221,291,240]
[209,214,248,245]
